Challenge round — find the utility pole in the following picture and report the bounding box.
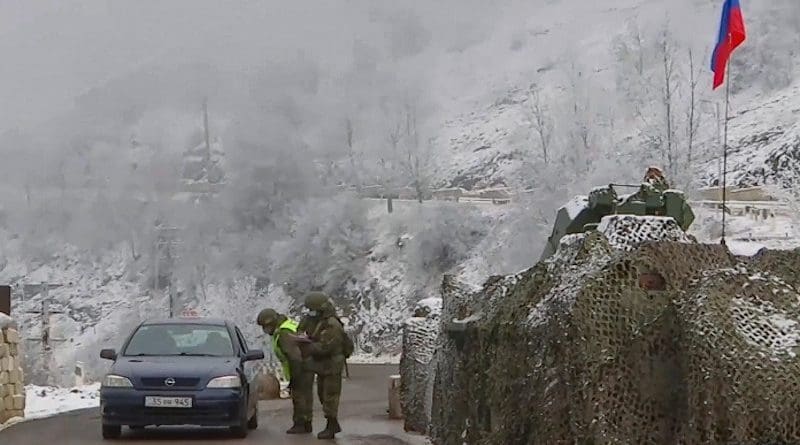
[24,286,67,386]
[202,98,211,171]
[153,225,182,317]
[25,299,66,351]
[153,236,160,291]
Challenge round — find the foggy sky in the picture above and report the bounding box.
[0,1,345,132]
[1,0,776,145]
[0,0,505,135]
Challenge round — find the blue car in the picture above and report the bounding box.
[98,317,264,439]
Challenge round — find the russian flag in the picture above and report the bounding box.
[711,0,746,90]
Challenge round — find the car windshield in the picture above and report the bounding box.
[123,323,235,357]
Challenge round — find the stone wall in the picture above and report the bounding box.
[0,313,24,425]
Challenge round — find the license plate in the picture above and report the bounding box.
[144,396,192,408]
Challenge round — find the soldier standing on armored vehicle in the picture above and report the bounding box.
[539,166,694,260]
[256,308,315,434]
[643,166,669,191]
[300,292,353,440]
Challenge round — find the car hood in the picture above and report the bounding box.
[111,356,238,379]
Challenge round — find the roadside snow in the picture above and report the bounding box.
[24,383,100,420]
[348,353,401,365]
[689,206,800,253]
[726,240,767,257]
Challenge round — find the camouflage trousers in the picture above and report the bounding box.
[316,372,343,419]
[290,370,315,423]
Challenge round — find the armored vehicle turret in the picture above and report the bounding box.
[540,167,695,260]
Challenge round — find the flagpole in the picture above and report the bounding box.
[721,32,731,246]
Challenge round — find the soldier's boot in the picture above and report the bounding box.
[286,420,312,434]
[317,418,339,439]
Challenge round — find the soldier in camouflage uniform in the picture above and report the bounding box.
[257,308,314,434]
[643,166,670,191]
[301,292,348,440]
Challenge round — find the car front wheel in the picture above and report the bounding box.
[230,422,249,438]
[247,405,258,430]
[102,424,122,440]
[230,398,250,438]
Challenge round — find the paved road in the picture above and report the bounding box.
[0,364,429,444]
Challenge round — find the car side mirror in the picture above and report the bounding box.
[243,349,264,362]
[100,348,117,361]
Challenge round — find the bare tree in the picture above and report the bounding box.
[564,63,594,173]
[685,47,703,186]
[659,25,677,178]
[400,100,430,204]
[381,116,404,213]
[611,21,647,107]
[527,84,552,165]
[345,117,362,192]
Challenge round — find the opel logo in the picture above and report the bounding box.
[164,377,176,387]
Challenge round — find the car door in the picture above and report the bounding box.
[234,326,259,411]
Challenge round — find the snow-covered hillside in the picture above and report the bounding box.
[696,81,800,189]
[426,0,723,191]
[0,199,508,386]
[429,0,800,196]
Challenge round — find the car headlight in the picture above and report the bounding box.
[206,375,241,389]
[103,374,133,388]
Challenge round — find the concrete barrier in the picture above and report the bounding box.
[0,313,24,425]
[388,375,402,419]
[74,361,86,387]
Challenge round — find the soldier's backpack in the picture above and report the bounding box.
[333,315,355,359]
[342,330,355,359]
[331,315,355,379]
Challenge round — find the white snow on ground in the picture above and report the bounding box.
[689,206,800,253]
[23,383,101,420]
[348,353,401,365]
[726,241,768,257]
[0,383,100,430]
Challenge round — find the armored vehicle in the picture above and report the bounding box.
[540,167,695,260]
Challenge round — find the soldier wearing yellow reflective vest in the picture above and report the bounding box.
[257,308,314,434]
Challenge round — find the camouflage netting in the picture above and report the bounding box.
[400,297,442,433]
[407,215,800,445]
